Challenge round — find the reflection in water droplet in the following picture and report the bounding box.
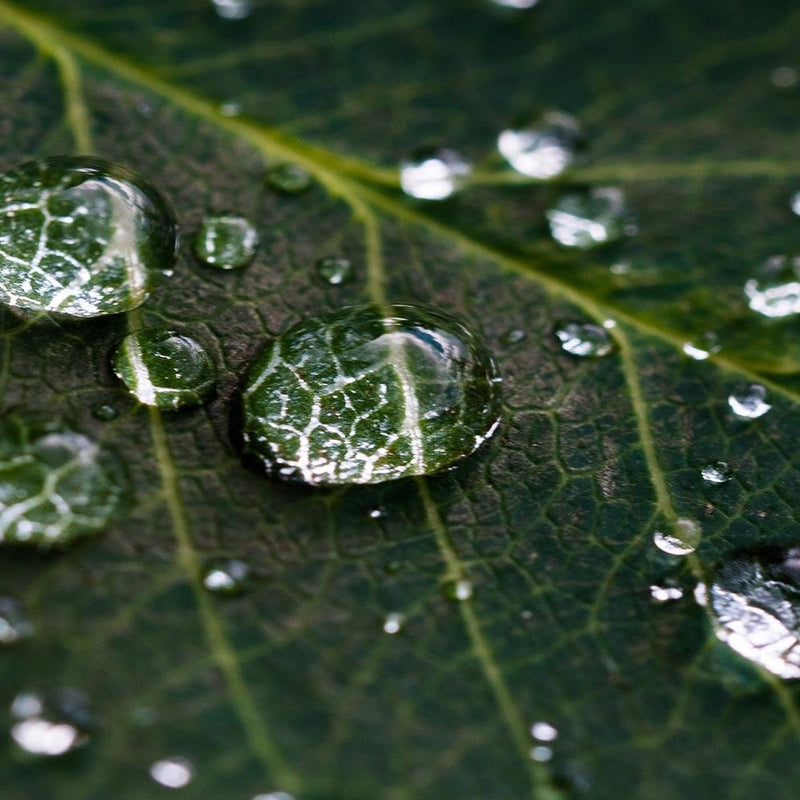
[193,215,259,270]
[547,187,631,249]
[682,332,720,361]
[10,689,91,757]
[150,757,194,788]
[653,519,701,556]
[650,581,684,603]
[239,304,502,485]
[728,383,771,419]
[0,597,34,644]
[316,256,354,285]
[497,111,581,179]
[531,721,558,741]
[701,461,732,485]
[530,745,553,762]
[400,148,472,201]
[0,157,177,317]
[112,328,216,410]
[266,163,312,195]
[211,0,251,20]
[383,612,405,635]
[744,255,800,318]
[91,403,118,421]
[554,322,614,358]
[202,559,250,595]
[442,578,473,601]
[771,66,798,88]
[0,416,123,547]
[710,547,800,679]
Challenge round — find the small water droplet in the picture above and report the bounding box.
[400,147,472,201]
[530,745,553,762]
[728,382,771,419]
[265,163,312,195]
[150,757,194,789]
[744,254,800,318]
[649,580,684,603]
[653,519,701,556]
[252,793,296,800]
[91,403,118,421]
[202,559,250,595]
[112,328,216,410]
[497,111,581,179]
[531,721,559,741]
[368,508,384,520]
[193,215,259,270]
[770,66,798,88]
[491,0,541,7]
[442,578,473,601]
[682,332,720,361]
[0,416,123,547]
[710,547,800,679]
[211,0,250,20]
[554,321,614,358]
[316,256,354,285]
[0,157,177,317]
[219,101,241,117]
[383,612,405,634]
[10,689,91,757]
[547,187,632,249]
[0,597,34,644]
[791,191,800,217]
[238,304,502,485]
[701,461,732,485]
[500,327,526,346]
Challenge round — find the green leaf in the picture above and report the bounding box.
[1,1,800,798]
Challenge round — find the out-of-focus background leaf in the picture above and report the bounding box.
[2,1,800,798]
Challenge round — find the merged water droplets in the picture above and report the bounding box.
[554,322,615,358]
[728,382,771,419]
[202,559,250,595]
[316,256,354,285]
[744,254,800,318]
[653,519,701,557]
[0,597,34,644]
[112,328,216,410]
[193,214,259,270]
[10,689,92,757]
[238,304,501,485]
[0,415,123,547]
[400,147,472,200]
[0,157,176,317]
[547,187,632,249]
[265,163,312,195]
[497,111,582,179]
[709,547,800,679]
[649,580,684,603]
[150,757,194,788]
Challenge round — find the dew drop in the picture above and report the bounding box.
[368,508,384,519]
[265,163,312,195]
[202,559,250,595]
[491,0,541,7]
[530,745,554,762]
[497,111,581,179]
[91,403,118,421]
[400,147,472,201]
[770,66,798,89]
[10,689,91,757]
[150,757,194,789]
[219,101,242,117]
[193,214,259,270]
[383,612,405,635]
[238,304,502,485]
[547,187,632,249]
[500,327,526,346]
[211,0,251,20]
[316,256,354,285]
[112,328,216,410]
[554,321,614,358]
[728,382,771,419]
[0,157,176,317]
[701,461,732,485]
[252,793,296,800]
[0,416,123,547]
[791,191,800,217]
[653,519,701,557]
[682,332,720,361]
[744,255,800,318]
[442,578,473,601]
[531,721,559,742]
[649,580,684,603]
[709,547,800,679]
[0,597,34,644]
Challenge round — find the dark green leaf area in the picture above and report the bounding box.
[240,304,502,485]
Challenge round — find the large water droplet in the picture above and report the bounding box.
[554,321,614,357]
[701,461,732,485]
[193,215,259,270]
[497,111,581,179]
[653,519,701,556]
[316,256,354,285]
[547,187,632,249]
[0,157,176,317]
[202,559,250,595]
[10,689,91,757]
[265,163,312,195]
[239,304,501,485]
[0,597,34,644]
[744,255,800,318]
[400,148,472,201]
[728,382,771,419]
[0,415,123,547]
[112,328,216,410]
[709,547,800,679]
[150,757,194,788]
